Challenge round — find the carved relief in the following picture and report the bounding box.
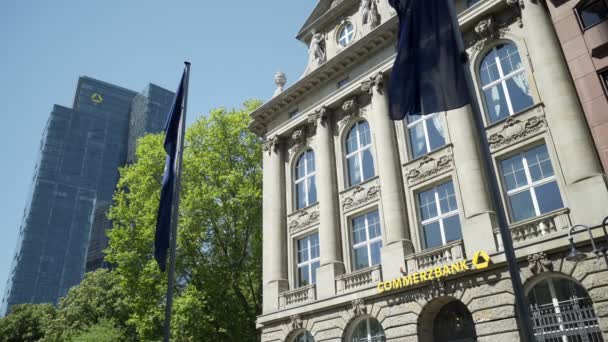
[488,115,545,152]
[405,153,454,185]
[308,106,329,128]
[290,314,303,330]
[288,128,313,156]
[469,14,517,52]
[361,72,385,94]
[361,0,381,29]
[288,206,320,234]
[528,252,553,274]
[337,97,364,130]
[263,136,280,155]
[351,298,367,316]
[341,179,380,212]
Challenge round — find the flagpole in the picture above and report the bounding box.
[445,2,534,341]
[163,61,190,342]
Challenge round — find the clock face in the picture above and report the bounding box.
[91,93,104,104]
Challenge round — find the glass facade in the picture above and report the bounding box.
[1,77,172,316]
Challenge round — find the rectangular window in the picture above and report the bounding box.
[577,0,608,29]
[351,210,383,270]
[499,144,564,223]
[601,70,608,95]
[406,113,446,159]
[417,181,462,249]
[337,77,350,89]
[296,233,320,287]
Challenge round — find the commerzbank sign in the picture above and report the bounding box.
[376,250,491,294]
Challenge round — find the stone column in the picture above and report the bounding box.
[308,108,344,299]
[262,137,288,313]
[518,0,608,225]
[446,105,497,253]
[362,72,414,281]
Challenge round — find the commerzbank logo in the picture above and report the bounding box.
[91,93,103,104]
[376,250,492,294]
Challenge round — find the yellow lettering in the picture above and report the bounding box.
[401,276,409,287]
[413,273,420,284]
[377,282,385,293]
[420,270,428,282]
[434,267,443,279]
[384,280,392,291]
[392,278,402,290]
[450,262,461,274]
[442,265,451,276]
[459,260,469,270]
[427,269,434,280]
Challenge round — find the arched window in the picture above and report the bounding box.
[295,150,317,210]
[527,277,604,341]
[294,330,314,342]
[351,318,385,342]
[406,113,446,159]
[338,22,355,47]
[479,43,533,124]
[345,121,375,187]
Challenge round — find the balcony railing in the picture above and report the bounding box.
[495,208,571,249]
[530,299,603,342]
[336,265,382,294]
[404,240,465,273]
[278,284,316,309]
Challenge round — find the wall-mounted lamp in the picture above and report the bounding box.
[565,217,608,266]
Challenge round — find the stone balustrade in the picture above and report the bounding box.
[495,208,572,249]
[335,265,382,294]
[278,284,316,309]
[404,240,465,273]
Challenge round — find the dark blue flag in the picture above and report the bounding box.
[155,71,186,272]
[388,0,469,120]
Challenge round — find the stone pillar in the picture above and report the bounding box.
[446,106,497,253]
[519,0,608,225]
[308,108,344,299]
[262,137,288,313]
[362,72,414,281]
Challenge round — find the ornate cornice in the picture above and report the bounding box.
[405,149,454,185]
[487,112,546,152]
[341,178,380,213]
[288,205,320,235]
[307,106,330,127]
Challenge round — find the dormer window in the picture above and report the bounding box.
[337,22,355,47]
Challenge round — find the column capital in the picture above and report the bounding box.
[361,72,385,95]
[263,136,281,155]
[307,106,330,127]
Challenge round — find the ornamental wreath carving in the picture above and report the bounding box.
[290,314,303,330]
[528,252,553,274]
[406,154,453,185]
[351,298,367,316]
[488,115,545,152]
[342,182,380,212]
[288,208,320,234]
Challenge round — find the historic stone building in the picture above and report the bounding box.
[250,0,608,341]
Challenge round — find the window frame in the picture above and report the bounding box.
[350,209,383,271]
[350,317,386,342]
[345,120,375,187]
[479,43,533,125]
[294,149,317,210]
[337,22,356,48]
[498,144,564,223]
[416,180,462,249]
[295,232,320,288]
[404,113,447,159]
[575,0,608,31]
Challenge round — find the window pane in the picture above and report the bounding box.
[369,319,385,338]
[407,113,423,124]
[346,128,358,154]
[309,233,319,259]
[352,216,367,244]
[354,246,370,270]
[308,176,317,205]
[367,211,382,239]
[484,85,510,123]
[527,279,553,306]
[370,241,382,266]
[419,189,438,220]
[352,320,369,339]
[427,116,446,151]
[437,181,457,214]
[443,215,463,242]
[311,261,320,285]
[358,121,372,146]
[579,0,608,28]
[506,74,534,114]
[297,238,309,263]
[306,151,315,172]
[497,43,523,75]
[362,149,375,181]
[509,190,536,222]
[296,156,306,179]
[298,265,310,287]
[501,154,527,191]
[525,145,554,182]
[535,181,564,215]
[423,221,443,248]
[409,123,428,158]
[348,155,362,186]
[480,50,500,86]
[296,182,306,209]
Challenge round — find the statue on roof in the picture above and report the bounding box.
[361,0,381,28]
[303,31,326,75]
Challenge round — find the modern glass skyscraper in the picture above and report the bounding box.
[1,76,172,315]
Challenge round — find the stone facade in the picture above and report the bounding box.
[251,0,608,341]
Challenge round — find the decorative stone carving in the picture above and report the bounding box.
[488,115,546,152]
[273,71,286,97]
[506,0,525,10]
[528,252,553,274]
[341,179,380,212]
[361,0,381,29]
[470,14,517,52]
[475,17,496,39]
[351,298,367,316]
[288,207,320,234]
[308,106,329,127]
[361,72,385,94]
[263,136,280,155]
[288,128,312,156]
[405,154,453,185]
[337,97,362,130]
[290,314,303,330]
[304,31,326,75]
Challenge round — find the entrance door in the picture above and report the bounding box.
[433,301,477,342]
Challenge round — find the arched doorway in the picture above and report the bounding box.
[527,276,604,342]
[433,301,477,342]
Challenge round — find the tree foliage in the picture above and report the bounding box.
[106,100,263,341]
[71,319,125,342]
[0,303,55,342]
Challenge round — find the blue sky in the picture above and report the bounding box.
[0,0,316,298]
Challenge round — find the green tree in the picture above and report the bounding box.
[0,303,56,342]
[106,100,263,341]
[71,319,125,342]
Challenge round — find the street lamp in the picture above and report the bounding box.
[565,216,608,266]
